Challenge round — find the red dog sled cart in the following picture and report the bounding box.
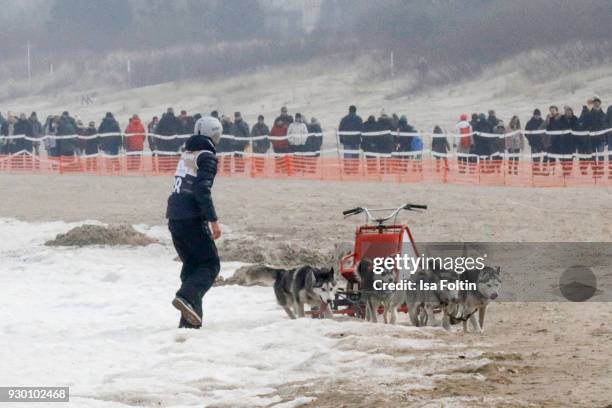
[332,203,427,317]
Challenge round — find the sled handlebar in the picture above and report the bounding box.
[403,204,428,210]
[342,207,363,216]
[343,203,427,222]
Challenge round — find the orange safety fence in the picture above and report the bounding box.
[2,152,612,187]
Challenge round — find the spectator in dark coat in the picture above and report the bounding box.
[432,125,449,173]
[12,113,33,153]
[231,112,250,172]
[156,108,184,152]
[147,116,159,152]
[473,113,493,156]
[217,115,233,154]
[376,113,395,155]
[338,105,363,159]
[543,106,562,173]
[28,112,42,155]
[231,112,250,153]
[250,115,270,154]
[98,112,122,155]
[487,110,499,130]
[395,115,415,154]
[361,115,378,153]
[584,98,607,177]
[83,121,99,155]
[306,117,323,155]
[525,109,544,158]
[274,106,293,126]
[556,107,577,156]
[56,111,78,156]
[557,106,579,176]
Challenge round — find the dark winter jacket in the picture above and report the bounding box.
[431,127,450,154]
[274,113,293,126]
[251,122,270,154]
[306,122,323,153]
[83,126,99,155]
[338,112,363,147]
[473,118,494,156]
[579,107,608,151]
[361,117,378,153]
[375,116,395,154]
[396,118,415,151]
[156,113,184,152]
[231,119,250,151]
[525,116,544,152]
[56,115,78,156]
[556,114,578,155]
[98,116,122,155]
[12,118,33,152]
[166,135,218,221]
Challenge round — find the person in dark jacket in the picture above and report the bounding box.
[28,112,42,155]
[543,106,562,173]
[432,125,449,173]
[376,113,395,174]
[147,116,159,152]
[473,113,492,154]
[395,115,415,154]
[55,111,78,156]
[156,108,184,153]
[167,116,222,329]
[81,121,98,171]
[395,115,415,173]
[306,117,323,154]
[360,116,378,150]
[338,105,363,173]
[12,113,33,154]
[275,106,293,126]
[231,112,250,172]
[584,98,607,177]
[525,109,544,174]
[250,115,270,174]
[304,117,323,173]
[98,112,122,155]
[557,106,579,176]
[251,115,270,154]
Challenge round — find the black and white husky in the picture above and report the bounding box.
[274,266,337,319]
[445,266,502,333]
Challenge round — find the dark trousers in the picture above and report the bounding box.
[168,217,220,328]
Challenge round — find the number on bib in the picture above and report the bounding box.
[172,177,182,193]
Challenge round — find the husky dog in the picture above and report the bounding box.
[445,266,502,333]
[356,259,396,323]
[390,266,460,330]
[274,266,337,319]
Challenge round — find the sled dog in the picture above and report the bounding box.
[390,266,460,329]
[274,265,337,319]
[445,266,502,333]
[356,259,396,323]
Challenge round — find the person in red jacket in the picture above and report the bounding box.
[269,118,289,174]
[124,114,146,171]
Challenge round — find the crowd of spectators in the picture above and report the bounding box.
[1,98,612,176]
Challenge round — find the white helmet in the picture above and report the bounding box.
[194,116,222,144]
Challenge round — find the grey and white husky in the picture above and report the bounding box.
[274,265,337,319]
[356,259,396,323]
[445,266,502,333]
[390,266,460,329]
